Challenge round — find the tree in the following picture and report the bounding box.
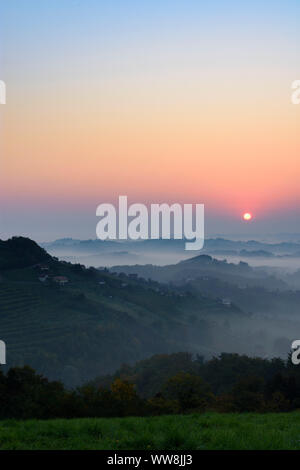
[162,373,214,412]
[231,376,265,412]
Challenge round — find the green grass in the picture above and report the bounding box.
[1,412,300,450]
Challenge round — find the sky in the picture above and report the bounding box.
[0,0,300,241]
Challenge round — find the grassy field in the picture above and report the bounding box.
[0,412,300,450]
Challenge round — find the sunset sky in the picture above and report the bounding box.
[1,1,300,241]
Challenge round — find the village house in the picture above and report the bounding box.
[222,298,232,307]
[53,276,69,286]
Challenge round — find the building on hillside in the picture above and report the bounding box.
[53,276,69,285]
[221,298,232,307]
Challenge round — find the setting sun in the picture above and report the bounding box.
[243,212,253,221]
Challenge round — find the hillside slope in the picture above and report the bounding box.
[110,254,287,289]
[0,238,237,386]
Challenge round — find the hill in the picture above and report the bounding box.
[110,254,287,290]
[0,238,239,387]
[0,237,51,270]
[41,237,300,268]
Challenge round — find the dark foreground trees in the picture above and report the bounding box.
[1,352,300,420]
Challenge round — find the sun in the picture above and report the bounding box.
[243,212,252,221]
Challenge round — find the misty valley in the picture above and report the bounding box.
[1,236,300,388]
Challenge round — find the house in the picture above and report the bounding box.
[38,274,48,282]
[53,276,69,286]
[222,298,232,307]
[98,281,106,285]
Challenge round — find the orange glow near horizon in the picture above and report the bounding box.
[1,8,300,226]
[1,82,299,211]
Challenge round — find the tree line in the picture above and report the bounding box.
[1,352,300,420]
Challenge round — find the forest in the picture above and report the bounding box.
[0,352,299,420]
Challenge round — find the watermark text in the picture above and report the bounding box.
[0,80,6,104]
[96,196,204,251]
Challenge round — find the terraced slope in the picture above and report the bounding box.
[0,237,238,387]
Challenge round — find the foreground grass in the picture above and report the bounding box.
[0,412,300,450]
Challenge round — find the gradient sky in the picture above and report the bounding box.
[0,0,300,241]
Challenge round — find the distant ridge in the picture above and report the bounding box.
[42,237,300,255]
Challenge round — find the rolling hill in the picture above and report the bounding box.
[110,254,287,290]
[0,237,239,387]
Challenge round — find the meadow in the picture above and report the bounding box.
[0,412,300,450]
